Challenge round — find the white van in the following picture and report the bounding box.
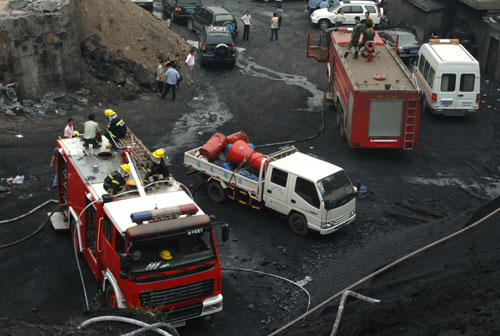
[413,39,480,116]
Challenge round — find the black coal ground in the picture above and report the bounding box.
[1,0,500,335]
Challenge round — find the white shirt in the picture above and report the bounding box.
[64,125,73,138]
[185,53,195,67]
[241,14,251,25]
[334,13,345,22]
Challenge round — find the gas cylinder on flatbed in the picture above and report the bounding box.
[200,133,227,159]
[227,140,266,170]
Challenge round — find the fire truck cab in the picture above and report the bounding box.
[307,28,421,149]
[53,131,225,325]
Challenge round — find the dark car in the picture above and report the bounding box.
[378,29,422,64]
[163,0,202,23]
[198,26,236,68]
[187,6,238,39]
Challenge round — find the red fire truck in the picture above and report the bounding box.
[51,129,227,326]
[307,28,421,149]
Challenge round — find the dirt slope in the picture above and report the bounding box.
[80,0,189,70]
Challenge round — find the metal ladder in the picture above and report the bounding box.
[118,128,152,171]
[404,100,417,150]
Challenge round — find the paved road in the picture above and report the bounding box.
[1,0,500,335]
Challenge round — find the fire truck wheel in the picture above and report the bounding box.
[337,107,346,140]
[288,212,309,236]
[319,19,331,30]
[105,285,118,308]
[207,180,226,203]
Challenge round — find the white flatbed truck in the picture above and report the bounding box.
[184,145,356,236]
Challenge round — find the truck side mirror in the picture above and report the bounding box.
[221,223,230,242]
[119,253,129,272]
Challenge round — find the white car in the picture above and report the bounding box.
[310,1,382,30]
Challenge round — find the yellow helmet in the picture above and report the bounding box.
[159,250,172,260]
[104,109,116,117]
[72,131,79,137]
[120,164,130,173]
[153,149,165,159]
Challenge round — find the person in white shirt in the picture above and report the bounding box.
[334,9,346,27]
[241,11,252,41]
[64,118,74,139]
[185,50,196,85]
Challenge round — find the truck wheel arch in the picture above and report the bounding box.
[207,179,228,203]
[102,269,126,308]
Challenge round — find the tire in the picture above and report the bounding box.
[337,102,346,140]
[105,285,118,308]
[207,180,226,203]
[187,19,194,31]
[288,212,309,236]
[319,19,330,30]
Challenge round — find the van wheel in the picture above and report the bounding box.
[288,213,309,236]
[207,180,226,203]
[105,285,118,308]
[319,19,330,30]
[187,19,194,31]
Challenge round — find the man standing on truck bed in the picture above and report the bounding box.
[344,16,363,59]
[104,109,127,148]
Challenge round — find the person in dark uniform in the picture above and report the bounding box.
[364,11,375,29]
[103,164,131,196]
[145,149,171,189]
[344,16,364,59]
[103,109,127,147]
[360,23,376,52]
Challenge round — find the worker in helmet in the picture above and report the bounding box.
[72,130,79,138]
[103,109,127,148]
[103,164,131,196]
[145,149,171,189]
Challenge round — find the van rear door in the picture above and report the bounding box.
[438,73,457,109]
[457,73,479,109]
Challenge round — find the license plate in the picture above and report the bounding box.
[410,50,418,54]
[204,53,215,57]
[337,222,348,230]
[171,320,186,328]
[441,100,453,105]
[186,8,194,12]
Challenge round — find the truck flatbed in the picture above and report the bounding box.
[333,31,416,92]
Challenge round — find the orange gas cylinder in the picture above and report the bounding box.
[226,131,250,144]
[227,140,266,170]
[199,133,227,159]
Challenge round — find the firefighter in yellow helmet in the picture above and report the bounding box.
[103,109,127,148]
[145,149,171,189]
[103,163,131,196]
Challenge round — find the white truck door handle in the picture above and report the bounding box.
[291,199,296,204]
[267,189,272,194]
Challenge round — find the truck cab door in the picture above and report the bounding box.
[307,33,330,63]
[263,167,289,214]
[290,176,321,220]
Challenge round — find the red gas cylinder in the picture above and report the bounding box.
[227,140,266,170]
[200,133,227,159]
[226,131,250,144]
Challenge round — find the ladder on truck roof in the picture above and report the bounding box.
[118,128,152,172]
[404,100,418,150]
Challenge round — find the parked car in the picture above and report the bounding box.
[131,0,153,11]
[163,0,202,23]
[187,6,238,39]
[199,26,236,68]
[378,28,422,64]
[310,1,382,30]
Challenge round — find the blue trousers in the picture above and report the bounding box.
[270,28,278,41]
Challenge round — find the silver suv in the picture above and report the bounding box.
[310,1,382,30]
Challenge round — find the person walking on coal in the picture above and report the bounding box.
[270,13,279,41]
[344,16,363,59]
[185,50,196,85]
[241,11,252,41]
[156,59,166,96]
[145,149,171,189]
[172,54,182,88]
[104,109,127,148]
[161,62,180,102]
[103,164,131,196]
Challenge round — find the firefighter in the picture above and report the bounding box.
[145,149,171,189]
[103,109,127,148]
[103,164,131,196]
[360,22,376,54]
[344,16,364,59]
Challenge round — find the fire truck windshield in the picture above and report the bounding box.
[128,230,216,274]
[318,171,356,210]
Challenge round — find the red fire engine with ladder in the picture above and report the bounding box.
[51,128,227,327]
[307,28,421,149]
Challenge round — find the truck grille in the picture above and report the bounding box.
[165,302,203,321]
[140,279,213,308]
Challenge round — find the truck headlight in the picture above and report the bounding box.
[203,301,222,313]
[321,220,335,229]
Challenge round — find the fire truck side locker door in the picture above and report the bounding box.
[347,93,354,141]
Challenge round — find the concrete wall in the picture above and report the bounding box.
[0,0,81,98]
